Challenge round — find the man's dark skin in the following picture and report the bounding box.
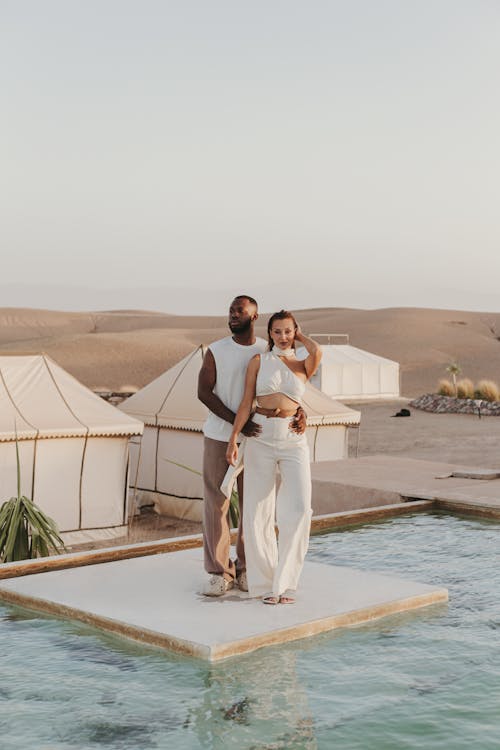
[198,296,307,434]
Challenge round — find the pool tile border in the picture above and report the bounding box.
[0,501,432,580]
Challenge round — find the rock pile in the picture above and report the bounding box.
[410,394,500,416]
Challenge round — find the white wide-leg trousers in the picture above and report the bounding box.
[243,413,312,598]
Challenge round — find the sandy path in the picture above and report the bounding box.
[349,400,500,469]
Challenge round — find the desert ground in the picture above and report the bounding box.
[2,305,500,548]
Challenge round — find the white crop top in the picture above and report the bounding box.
[256,350,306,404]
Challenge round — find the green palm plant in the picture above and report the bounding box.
[0,438,66,563]
[446,362,462,397]
[163,458,240,528]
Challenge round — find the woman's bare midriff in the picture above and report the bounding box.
[256,393,300,412]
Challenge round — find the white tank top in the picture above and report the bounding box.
[203,336,267,441]
[256,350,306,404]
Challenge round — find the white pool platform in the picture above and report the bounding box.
[0,546,447,661]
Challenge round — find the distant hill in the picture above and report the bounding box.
[1,306,500,396]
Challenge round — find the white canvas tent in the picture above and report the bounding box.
[298,344,400,400]
[120,346,360,521]
[0,355,143,544]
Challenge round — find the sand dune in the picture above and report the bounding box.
[1,306,500,396]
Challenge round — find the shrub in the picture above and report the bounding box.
[0,496,65,562]
[456,378,475,399]
[0,439,65,563]
[437,379,454,397]
[475,380,500,402]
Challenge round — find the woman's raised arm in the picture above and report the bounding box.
[295,327,322,379]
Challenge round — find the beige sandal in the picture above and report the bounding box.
[263,594,279,605]
[279,589,296,604]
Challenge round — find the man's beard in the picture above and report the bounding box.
[229,318,252,334]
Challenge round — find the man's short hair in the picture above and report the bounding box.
[233,294,258,309]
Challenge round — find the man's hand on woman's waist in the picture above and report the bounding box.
[290,407,307,434]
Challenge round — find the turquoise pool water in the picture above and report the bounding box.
[1,513,500,749]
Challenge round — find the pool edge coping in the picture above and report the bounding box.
[0,573,449,663]
[0,501,431,580]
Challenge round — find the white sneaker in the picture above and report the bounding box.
[236,571,248,592]
[202,574,234,597]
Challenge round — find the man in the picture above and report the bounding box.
[198,295,306,596]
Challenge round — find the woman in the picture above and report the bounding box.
[226,310,322,604]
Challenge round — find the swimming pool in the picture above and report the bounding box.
[1,513,499,749]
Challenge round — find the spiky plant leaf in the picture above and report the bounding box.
[0,431,66,563]
[162,458,202,475]
[0,496,65,563]
[229,488,240,529]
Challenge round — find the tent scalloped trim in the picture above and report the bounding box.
[138,418,359,431]
[0,428,143,443]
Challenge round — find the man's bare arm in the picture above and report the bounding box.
[198,349,236,424]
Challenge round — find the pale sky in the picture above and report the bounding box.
[1,1,499,314]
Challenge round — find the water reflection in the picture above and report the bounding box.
[185,649,317,749]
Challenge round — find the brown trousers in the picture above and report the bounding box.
[203,437,245,582]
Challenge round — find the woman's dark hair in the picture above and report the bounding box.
[267,310,298,350]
